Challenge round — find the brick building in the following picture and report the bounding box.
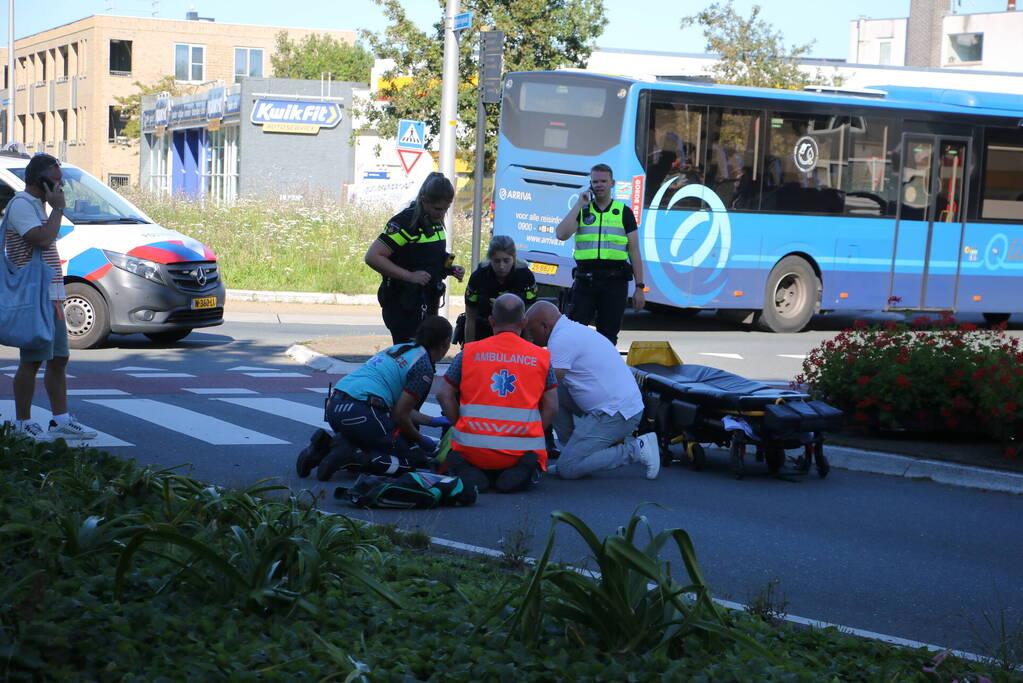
[0,12,354,186]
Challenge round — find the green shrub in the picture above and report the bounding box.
[797,316,1023,451]
[120,189,482,295]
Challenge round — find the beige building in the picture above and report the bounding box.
[0,12,354,186]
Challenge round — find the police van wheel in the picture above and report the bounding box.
[757,256,819,333]
[64,283,111,350]
[145,329,192,344]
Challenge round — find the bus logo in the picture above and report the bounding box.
[642,183,731,306]
[794,136,819,173]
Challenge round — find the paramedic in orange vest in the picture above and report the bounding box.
[438,293,559,493]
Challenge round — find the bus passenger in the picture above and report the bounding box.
[296,315,454,482]
[554,163,645,345]
[457,235,538,345]
[365,173,465,344]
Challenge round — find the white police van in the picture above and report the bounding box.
[0,150,224,348]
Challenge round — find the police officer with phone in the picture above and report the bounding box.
[554,163,645,345]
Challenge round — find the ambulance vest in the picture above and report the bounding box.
[336,344,429,407]
[451,332,550,470]
[574,199,629,262]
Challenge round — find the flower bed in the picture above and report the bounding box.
[796,316,1022,456]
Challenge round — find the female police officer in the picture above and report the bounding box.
[365,173,465,344]
[459,235,538,345]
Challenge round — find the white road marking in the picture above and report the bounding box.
[227,365,275,371]
[215,397,326,428]
[67,389,129,396]
[183,388,258,395]
[306,387,330,393]
[126,373,196,378]
[699,352,744,360]
[778,354,808,360]
[114,366,165,372]
[0,400,132,447]
[85,399,287,445]
[243,372,309,378]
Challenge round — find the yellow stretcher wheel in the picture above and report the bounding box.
[686,442,706,471]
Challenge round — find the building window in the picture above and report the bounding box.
[108,174,130,189]
[204,126,240,203]
[948,32,983,64]
[878,41,892,66]
[147,133,172,196]
[234,48,263,83]
[109,40,132,75]
[38,53,46,82]
[175,43,205,81]
[108,106,127,143]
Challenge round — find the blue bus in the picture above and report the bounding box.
[492,71,1023,331]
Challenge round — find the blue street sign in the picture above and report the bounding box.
[453,11,473,32]
[396,119,426,151]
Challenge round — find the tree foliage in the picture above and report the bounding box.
[359,0,607,172]
[271,31,374,83]
[114,76,186,141]
[680,1,814,89]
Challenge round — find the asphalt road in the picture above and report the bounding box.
[2,310,1021,653]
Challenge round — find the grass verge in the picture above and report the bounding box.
[0,429,1010,680]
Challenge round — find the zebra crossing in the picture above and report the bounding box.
[1,390,444,449]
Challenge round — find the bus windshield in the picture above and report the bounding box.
[501,73,629,156]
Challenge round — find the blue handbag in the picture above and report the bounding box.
[0,199,56,349]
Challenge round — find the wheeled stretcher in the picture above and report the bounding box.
[626,343,843,478]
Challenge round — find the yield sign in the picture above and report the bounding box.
[397,148,423,175]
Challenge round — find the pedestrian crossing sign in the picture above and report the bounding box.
[397,119,426,151]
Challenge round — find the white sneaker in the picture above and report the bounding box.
[48,417,98,440]
[16,421,54,442]
[635,432,661,480]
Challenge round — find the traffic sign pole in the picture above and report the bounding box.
[438,0,460,320]
[471,31,504,270]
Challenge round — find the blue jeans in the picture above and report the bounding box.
[553,384,642,479]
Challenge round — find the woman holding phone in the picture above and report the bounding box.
[458,235,537,345]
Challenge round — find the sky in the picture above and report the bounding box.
[0,0,1014,60]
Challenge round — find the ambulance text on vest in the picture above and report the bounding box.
[473,352,538,366]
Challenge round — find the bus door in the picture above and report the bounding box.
[889,135,969,309]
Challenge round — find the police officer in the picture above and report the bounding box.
[295,315,454,482]
[555,163,645,345]
[459,235,538,345]
[365,173,465,344]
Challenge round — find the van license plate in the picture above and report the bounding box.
[192,297,217,310]
[529,262,558,276]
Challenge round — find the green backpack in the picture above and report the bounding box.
[334,471,478,509]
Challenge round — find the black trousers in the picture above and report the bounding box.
[566,275,628,345]
[379,283,439,344]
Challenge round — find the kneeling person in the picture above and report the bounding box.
[296,316,453,481]
[438,294,558,493]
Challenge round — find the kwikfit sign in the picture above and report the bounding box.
[249,99,342,132]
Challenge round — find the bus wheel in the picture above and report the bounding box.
[64,283,111,349]
[982,313,1010,326]
[757,256,819,333]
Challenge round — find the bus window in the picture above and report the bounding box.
[762,112,845,215]
[643,101,706,209]
[500,73,628,156]
[901,141,934,222]
[982,128,1023,222]
[843,117,896,217]
[706,108,762,211]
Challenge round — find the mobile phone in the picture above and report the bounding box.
[38,178,53,193]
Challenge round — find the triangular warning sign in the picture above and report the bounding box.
[399,124,422,147]
[397,149,423,175]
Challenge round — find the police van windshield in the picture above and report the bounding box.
[8,166,150,225]
[500,73,628,156]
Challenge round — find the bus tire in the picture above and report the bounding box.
[982,313,1010,326]
[757,256,819,333]
[64,283,111,349]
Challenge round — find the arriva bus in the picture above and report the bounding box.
[492,71,1023,332]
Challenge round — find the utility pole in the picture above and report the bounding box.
[437,0,459,319]
[7,0,14,146]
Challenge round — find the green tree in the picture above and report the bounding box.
[680,1,814,89]
[114,76,186,141]
[359,0,607,172]
[271,31,374,82]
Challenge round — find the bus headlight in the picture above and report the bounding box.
[104,250,164,284]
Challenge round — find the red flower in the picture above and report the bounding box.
[887,295,902,305]
[881,404,893,411]
[896,375,911,388]
[857,375,871,386]
[945,417,959,429]
[853,410,869,422]
[853,320,868,330]
[1005,447,1018,458]
[959,322,977,332]
[1004,402,1018,415]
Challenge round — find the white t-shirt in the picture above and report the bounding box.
[548,316,643,418]
[4,192,64,300]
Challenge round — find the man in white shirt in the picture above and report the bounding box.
[4,153,96,441]
[523,301,659,480]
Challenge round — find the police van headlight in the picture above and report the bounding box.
[104,250,165,284]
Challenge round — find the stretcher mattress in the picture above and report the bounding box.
[632,363,809,410]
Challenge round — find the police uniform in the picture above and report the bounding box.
[460,262,538,342]
[376,205,450,344]
[567,199,638,345]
